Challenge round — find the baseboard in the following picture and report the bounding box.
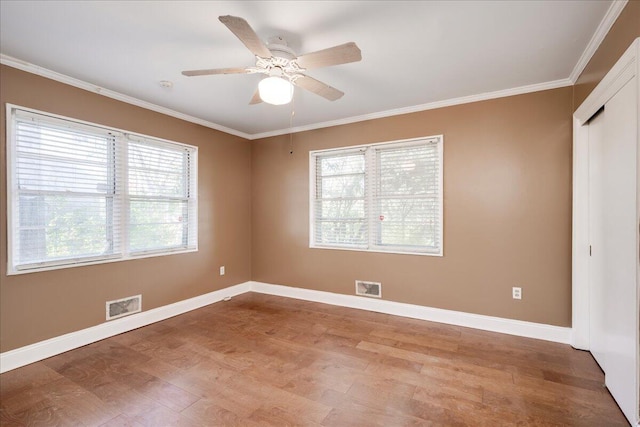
[1,280,573,374]
[249,281,572,345]
[0,282,251,373]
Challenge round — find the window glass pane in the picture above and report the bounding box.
[316,220,367,246]
[376,198,440,248]
[16,122,112,194]
[320,154,364,176]
[315,152,366,247]
[17,121,110,162]
[129,199,188,252]
[17,157,112,194]
[17,195,112,265]
[128,139,194,254]
[320,175,365,199]
[378,145,438,196]
[129,142,187,197]
[317,199,365,220]
[13,115,116,268]
[373,142,440,252]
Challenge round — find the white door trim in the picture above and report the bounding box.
[571,115,591,350]
[571,37,639,350]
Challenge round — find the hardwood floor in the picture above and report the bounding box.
[0,292,628,426]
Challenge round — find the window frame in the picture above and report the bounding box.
[309,136,443,257]
[6,104,198,275]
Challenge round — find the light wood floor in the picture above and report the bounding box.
[0,292,628,426]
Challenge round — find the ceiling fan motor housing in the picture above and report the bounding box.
[266,36,296,60]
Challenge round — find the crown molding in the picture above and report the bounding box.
[569,0,629,84]
[251,78,573,139]
[0,54,253,140]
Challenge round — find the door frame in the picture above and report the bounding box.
[572,37,639,351]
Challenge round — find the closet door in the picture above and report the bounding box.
[588,77,638,424]
[599,76,638,424]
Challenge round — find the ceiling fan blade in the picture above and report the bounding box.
[293,75,344,101]
[249,89,262,105]
[182,67,250,77]
[296,42,362,70]
[219,15,272,59]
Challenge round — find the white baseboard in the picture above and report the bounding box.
[249,281,572,345]
[1,280,573,374]
[0,282,251,374]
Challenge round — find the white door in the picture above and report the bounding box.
[589,76,638,425]
[588,109,607,370]
[601,77,638,425]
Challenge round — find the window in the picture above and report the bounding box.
[310,136,442,255]
[7,105,197,274]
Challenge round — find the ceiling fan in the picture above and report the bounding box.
[181,15,362,105]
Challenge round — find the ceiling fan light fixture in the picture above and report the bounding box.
[258,76,294,105]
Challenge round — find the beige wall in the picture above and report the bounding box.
[0,65,252,352]
[573,1,640,108]
[252,88,574,326]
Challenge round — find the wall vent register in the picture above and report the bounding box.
[106,295,142,321]
[355,280,382,298]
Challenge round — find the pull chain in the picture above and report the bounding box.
[289,94,295,154]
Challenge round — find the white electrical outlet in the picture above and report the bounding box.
[220,266,225,276]
[512,287,522,300]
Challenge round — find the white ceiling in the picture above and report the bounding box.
[0,1,618,139]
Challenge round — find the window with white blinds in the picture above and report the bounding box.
[310,136,442,256]
[7,106,198,274]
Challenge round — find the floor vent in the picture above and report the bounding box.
[106,295,142,321]
[355,280,382,298]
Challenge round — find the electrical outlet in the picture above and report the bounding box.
[512,287,522,300]
[219,266,225,276]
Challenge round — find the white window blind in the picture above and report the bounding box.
[310,136,442,256]
[372,142,441,252]
[313,150,367,248]
[7,106,198,274]
[128,138,197,254]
